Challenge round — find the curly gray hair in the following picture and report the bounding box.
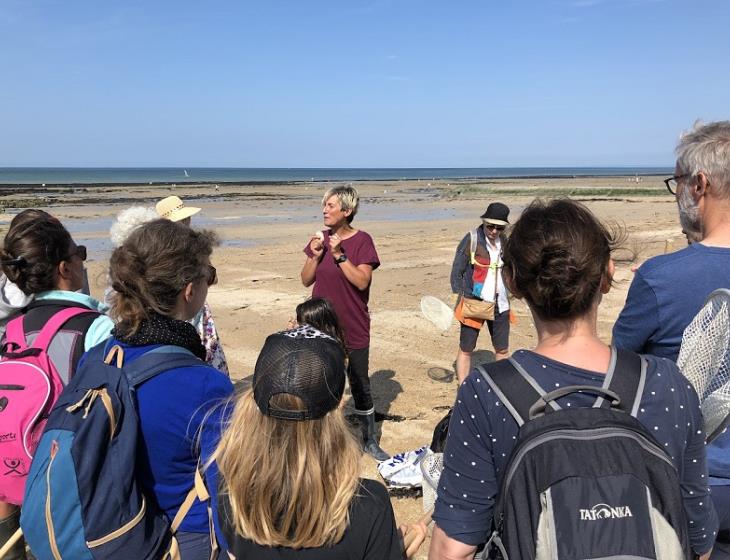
[109,206,159,248]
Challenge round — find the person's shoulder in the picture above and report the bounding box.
[186,362,234,392]
[353,230,375,245]
[641,354,693,397]
[637,244,713,276]
[642,353,682,377]
[355,478,391,510]
[358,477,388,498]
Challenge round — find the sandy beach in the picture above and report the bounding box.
[3,176,685,557]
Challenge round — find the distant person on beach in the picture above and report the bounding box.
[429,199,717,560]
[450,202,510,384]
[0,209,113,559]
[156,196,229,375]
[613,121,730,362]
[209,326,403,559]
[106,219,233,559]
[300,186,389,461]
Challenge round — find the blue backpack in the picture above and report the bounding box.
[20,342,217,560]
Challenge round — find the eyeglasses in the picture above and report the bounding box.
[206,265,217,286]
[62,245,87,262]
[483,223,506,231]
[664,174,689,195]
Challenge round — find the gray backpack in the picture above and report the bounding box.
[477,349,691,560]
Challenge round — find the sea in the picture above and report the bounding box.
[0,167,672,185]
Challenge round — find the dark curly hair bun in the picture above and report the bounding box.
[503,198,619,321]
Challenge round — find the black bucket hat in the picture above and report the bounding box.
[480,202,510,226]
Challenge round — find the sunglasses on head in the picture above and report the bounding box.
[63,245,87,262]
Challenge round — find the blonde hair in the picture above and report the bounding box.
[214,391,361,548]
[322,186,359,224]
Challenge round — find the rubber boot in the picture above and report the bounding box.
[357,410,390,462]
[0,508,26,560]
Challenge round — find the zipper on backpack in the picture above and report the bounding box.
[45,440,62,560]
[86,497,147,548]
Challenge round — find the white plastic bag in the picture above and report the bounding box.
[377,446,428,488]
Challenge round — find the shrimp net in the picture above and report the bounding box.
[420,449,443,513]
[677,289,730,442]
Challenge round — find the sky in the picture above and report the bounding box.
[0,0,728,168]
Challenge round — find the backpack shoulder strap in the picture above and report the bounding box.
[4,315,29,350]
[475,357,559,427]
[602,348,645,417]
[121,345,207,388]
[32,307,100,351]
[168,466,218,558]
[469,228,478,258]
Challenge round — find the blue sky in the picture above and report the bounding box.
[0,0,728,167]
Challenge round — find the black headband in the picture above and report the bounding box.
[0,256,27,267]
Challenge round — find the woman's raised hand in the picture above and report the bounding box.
[309,233,324,258]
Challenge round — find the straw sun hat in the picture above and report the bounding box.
[155,195,201,222]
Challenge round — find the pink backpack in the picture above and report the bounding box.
[0,307,97,504]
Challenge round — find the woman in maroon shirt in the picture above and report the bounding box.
[301,185,389,461]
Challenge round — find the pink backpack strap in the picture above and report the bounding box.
[32,307,100,352]
[4,315,29,350]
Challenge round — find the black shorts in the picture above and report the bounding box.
[459,308,510,353]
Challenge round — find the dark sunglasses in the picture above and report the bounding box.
[206,265,218,286]
[484,223,506,231]
[62,245,87,262]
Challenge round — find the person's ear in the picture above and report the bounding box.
[57,260,72,280]
[183,282,195,303]
[695,171,710,198]
[601,259,616,294]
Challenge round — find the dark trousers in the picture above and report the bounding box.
[347,347,373,412]
[177,531,212,560]
[712,485,730,559]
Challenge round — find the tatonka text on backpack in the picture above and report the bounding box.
[476,348,691,560]
[0,308,98,505]
[20,342,217,560]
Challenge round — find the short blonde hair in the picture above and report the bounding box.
[322,186,359,224]
[214,391,361,549]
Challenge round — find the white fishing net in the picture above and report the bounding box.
[677,289,730,441]
[420,296,454,332]
[420,449,443,513]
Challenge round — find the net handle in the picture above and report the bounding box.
[708,414,730,444]
[705,288,730,307]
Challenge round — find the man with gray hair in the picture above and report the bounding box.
[613,120,730,362]
[614,121,730,556]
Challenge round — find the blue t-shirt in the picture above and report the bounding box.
[432,350,718,555]
[114,341,234,534]
[613,243,730,362]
